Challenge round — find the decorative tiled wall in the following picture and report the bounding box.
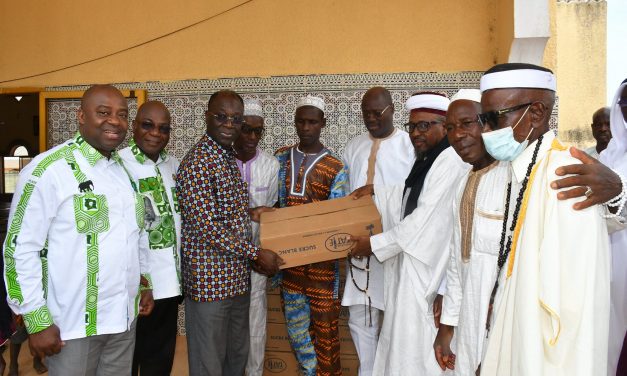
[45,72,558,335]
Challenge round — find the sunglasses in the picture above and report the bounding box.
[618,98,627,107]
[241,123,264,137]
[208,112,244,127]
[478,102,532,129]
[362,105,391,120]
[404,119,444,133]
[140,121,171,135]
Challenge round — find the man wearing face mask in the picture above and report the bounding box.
[478,63,611,376]
[599,79,627,376]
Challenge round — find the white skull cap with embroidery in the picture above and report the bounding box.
[243,98,263,117]
[450,89,482,104]
[297,95,325,113]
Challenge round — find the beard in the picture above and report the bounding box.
[414,150,426,160]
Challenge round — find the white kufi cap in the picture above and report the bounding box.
[243,98,263,117]
[297,95,325,113]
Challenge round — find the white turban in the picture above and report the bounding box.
[480,67,556,93]
[405,93,450,115]
[450,89,481,104]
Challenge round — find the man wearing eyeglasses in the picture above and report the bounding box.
[177,90,283,376]
[350,92,470,375]
[477,63,611,376]
[585,107,611,159]
[233,98,280,376]
[341,87,414,376]
[118,101,181,376]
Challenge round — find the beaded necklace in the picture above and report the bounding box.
[487,134,544,334]
[347,253,373,326]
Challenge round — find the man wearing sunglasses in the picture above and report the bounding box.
[119,100,181,376]
[341,87,414,376]
[478,63,610,376]
[233,99,280,376]
[350,92,470,375]
[177,90,283,376]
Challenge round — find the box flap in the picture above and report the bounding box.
[260,195,374,224]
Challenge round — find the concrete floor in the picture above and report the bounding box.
[1,336,189,376]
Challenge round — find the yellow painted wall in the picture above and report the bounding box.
[0,0,505,88]
[550,0,606,146]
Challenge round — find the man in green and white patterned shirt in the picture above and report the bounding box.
[119,101,182,376]
[2,85,154,376]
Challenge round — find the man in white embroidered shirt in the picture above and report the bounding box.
[479,63,610,376]
[119,101,181,376]
[234,98,280,376]
[341,87,414,376]
[2,85,153,376]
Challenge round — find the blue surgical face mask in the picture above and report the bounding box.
[481,105,533,161]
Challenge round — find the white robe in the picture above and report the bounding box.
[599,81,627,376]
[239,149,280,376]
[341,129,415,310]
[482,132,611,376]
[440,161,509,376]
[370,147,471,375]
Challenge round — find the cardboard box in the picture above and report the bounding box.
[260,196,382,269]
[263,351,300,375]
[266,322,292,352]
[340,353,360,376]
[267,293,285,324]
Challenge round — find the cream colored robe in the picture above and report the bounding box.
[482,132,611,376]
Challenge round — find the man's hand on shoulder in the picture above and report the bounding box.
[28,324,64,358]
[551,147,622,210]
[254,249,284,276]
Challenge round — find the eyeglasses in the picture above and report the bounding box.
[208,112,244,127]
[140,121,171,135]
[362,105,391,120]
[478,102,532,129]
[241,123,264,137]
[444,118,482,132]
[618,98,627,107]
[404,120,444,133]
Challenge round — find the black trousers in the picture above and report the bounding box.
[132,296,181,376]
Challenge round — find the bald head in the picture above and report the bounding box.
[362,87,395,138]
[591,106,611,152]
[77,84,128,157]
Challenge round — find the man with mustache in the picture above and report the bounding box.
[119,101,181,376]
[478,63,610,376]
[3,84,154,375]
[177,90,283,376]
[432,89,508,375]
[351,92,470,375]
[341,86,414,376]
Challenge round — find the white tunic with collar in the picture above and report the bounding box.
[341,129,414,310]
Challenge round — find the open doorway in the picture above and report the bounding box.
[0,92,39,195]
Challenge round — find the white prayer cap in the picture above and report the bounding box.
[405,92,450,116]
[450,89,481,104]
[480,63,556,93]
[243,98,263,117]
[297,95,325,113]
